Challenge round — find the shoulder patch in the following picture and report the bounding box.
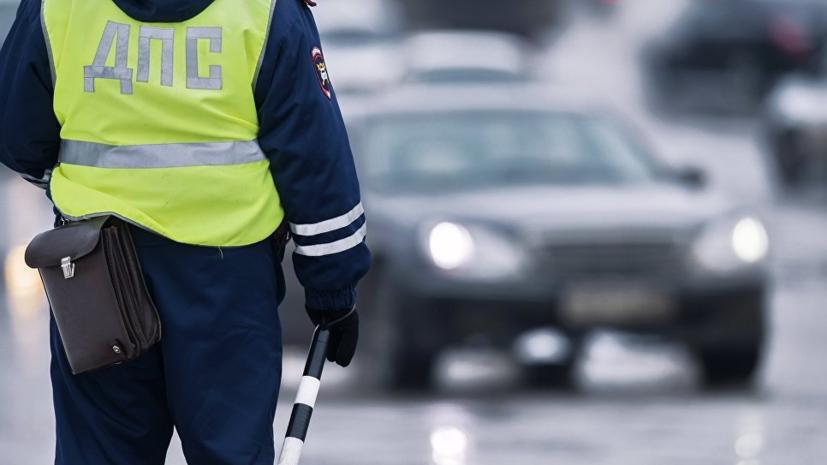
[311,47,332,99]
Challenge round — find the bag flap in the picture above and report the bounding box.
[24,217,110,269]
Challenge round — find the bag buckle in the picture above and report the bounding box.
[61,257,75,279]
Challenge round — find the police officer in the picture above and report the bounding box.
[0,0,370,463]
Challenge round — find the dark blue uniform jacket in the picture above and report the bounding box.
[0,0,371,312]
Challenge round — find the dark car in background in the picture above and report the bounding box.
[398,0,566,41]
[645,0,827,112]
[351,84,771,390]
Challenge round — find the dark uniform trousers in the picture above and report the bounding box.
[49,225,285,465]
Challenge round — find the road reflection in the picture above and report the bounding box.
[4,243,45,321]
[430,426,469,465]
[1,177,53,378]
[427,403,474,465]
[735,409,765,465]
[3,241,48,372]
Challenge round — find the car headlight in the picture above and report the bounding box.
[424,221,525,279]
[692,215,769,272]
[732,217,770,264]
[428,222,475,270]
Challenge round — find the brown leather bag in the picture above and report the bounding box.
[24,217,161,375]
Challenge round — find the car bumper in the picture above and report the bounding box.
[399,273,767,348]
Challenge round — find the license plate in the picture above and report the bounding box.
[561,283,675,326]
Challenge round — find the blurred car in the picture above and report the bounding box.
[645,0,827,112]
[312,0,404,95]
[351,84,770,390]
[764,69,827,188]
[403,31,532,84]
[399,0,566,41]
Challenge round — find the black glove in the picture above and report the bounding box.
[306,307,359,367]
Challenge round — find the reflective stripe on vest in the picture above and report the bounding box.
[59,140,266,169]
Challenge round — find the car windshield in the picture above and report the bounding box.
[361,111,659,193]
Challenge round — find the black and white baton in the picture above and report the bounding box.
[278,325,330,465]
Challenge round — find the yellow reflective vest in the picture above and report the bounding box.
[42,0,283,246]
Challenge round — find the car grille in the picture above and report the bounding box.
[536,238,684,281]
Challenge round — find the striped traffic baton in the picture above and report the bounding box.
[278,325,331,465]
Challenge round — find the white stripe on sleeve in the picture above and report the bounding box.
[290,202,364,236]
[294,223,367,257]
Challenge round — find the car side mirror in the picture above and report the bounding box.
[673,165,707,188]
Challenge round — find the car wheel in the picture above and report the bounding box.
[358,264,438,392]
[385,347,437,391]
[697,343,763,387]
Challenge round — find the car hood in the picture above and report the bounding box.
[370,183,736,237]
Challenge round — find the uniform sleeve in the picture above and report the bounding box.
[255,0,371,312]
[0,0,61,189]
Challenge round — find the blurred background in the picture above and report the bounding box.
[2,0,827,463]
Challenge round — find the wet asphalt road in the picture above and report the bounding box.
[2,1,827,463]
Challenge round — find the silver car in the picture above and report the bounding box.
[313,0,404,95]
[403,31,532,84]
[350,84,770,390]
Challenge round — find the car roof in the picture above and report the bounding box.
[404,30,529,77]
[348,83,617,121]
